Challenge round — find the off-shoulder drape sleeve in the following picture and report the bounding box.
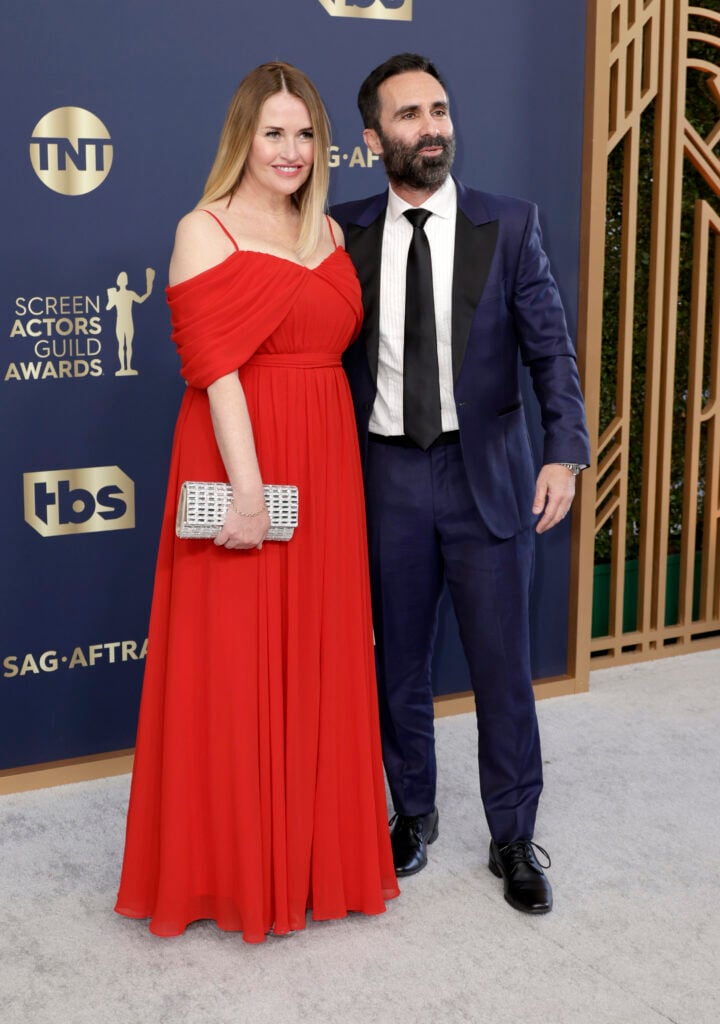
[166,253,307,389]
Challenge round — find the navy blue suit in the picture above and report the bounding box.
[332,181,590,842]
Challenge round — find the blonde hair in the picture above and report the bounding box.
[200,62,331,261]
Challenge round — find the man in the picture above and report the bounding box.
[332,53,590,915]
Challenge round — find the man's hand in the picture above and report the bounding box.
[532,464,576,534]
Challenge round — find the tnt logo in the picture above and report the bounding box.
[23,467,135,537]
[29,107,113,196]
[316,0,412,20]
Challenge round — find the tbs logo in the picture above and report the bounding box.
[23,467,135,537]
[316,0,412,19]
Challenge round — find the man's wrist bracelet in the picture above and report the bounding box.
[557,462,584,476]
[229,502,267,518]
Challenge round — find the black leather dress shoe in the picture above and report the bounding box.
[488,839,553,914]
[389,807,439,876]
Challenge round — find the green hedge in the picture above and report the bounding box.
[597,9,718,568]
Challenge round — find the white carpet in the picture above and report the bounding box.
[1,650,718,1024]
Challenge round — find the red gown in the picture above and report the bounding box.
[115,227,399,942]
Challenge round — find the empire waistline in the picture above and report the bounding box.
[245,352,342,369]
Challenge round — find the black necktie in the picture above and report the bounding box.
[403,208,442,449]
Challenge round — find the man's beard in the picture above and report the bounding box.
[377,130,456,190]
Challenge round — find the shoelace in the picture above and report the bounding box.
[389,813,427,838]
[496,839,551,870]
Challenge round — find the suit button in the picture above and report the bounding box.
[362,402,372,411]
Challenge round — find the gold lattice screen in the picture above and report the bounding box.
[572,0,720,678]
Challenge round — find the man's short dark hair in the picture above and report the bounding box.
[357,53,446,132]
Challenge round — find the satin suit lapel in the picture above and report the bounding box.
[346,212,385,384]
[451,207,498,381]
[345,181,499,384]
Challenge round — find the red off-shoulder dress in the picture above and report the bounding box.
[115,228,399,942]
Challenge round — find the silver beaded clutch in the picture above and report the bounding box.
[176,481,298,541]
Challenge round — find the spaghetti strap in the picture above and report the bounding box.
[325,214,338,249]
[201,209,240,252]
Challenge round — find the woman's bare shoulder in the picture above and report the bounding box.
[169,209,236,286]
[327,215,346,249]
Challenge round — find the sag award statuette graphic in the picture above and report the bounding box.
[106,268,155,376]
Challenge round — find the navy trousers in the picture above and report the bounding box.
[365,437,543,844]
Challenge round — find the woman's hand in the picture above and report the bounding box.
[214,497,271,550]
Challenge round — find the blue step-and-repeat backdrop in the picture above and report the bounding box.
[1,0,587,770]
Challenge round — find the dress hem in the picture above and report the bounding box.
[114,888,400,943]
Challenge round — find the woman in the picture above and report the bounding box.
[115,62,399,942]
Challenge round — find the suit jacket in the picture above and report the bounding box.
[332,180,591,540]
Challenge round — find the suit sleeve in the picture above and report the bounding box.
[511,203,591,467]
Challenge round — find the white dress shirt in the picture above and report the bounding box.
[369,175,458,436]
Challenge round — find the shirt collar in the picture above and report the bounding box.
[386,175,457,224]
